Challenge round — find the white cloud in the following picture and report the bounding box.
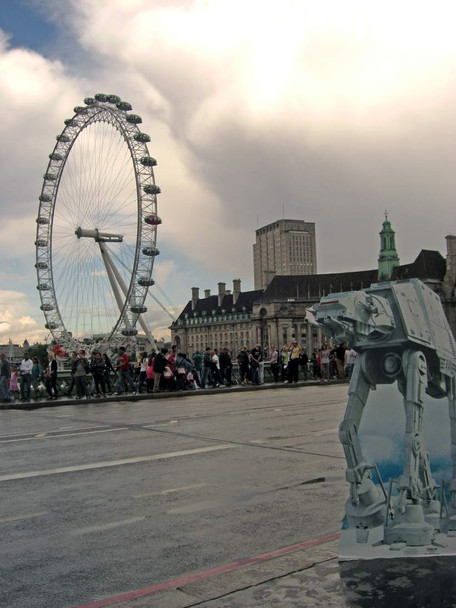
[3,1,456,344]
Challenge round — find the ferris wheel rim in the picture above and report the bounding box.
[35,94,161,352]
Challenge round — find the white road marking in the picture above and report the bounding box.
[133,483,208,498]
[0,444,235,482]
[70,516,146,535]
[0,511,49,523]
[0,427,128,443]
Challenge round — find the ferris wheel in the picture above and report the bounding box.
[35,93,161,353]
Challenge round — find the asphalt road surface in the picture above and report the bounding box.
[0,384,348,608]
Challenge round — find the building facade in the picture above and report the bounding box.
[253,219,317,289]
[172,221,456,357]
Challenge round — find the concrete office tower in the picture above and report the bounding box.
[253,219,317,289]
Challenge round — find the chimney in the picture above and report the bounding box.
[218,282,226,307]
[233,279,241,305]
[263,269,276,289]
[444,235,456,296]
[191,287,199,311]
[204,289,211,299]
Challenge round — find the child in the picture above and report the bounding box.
[10,366,19,395]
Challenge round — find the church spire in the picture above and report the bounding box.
[378,211,400,281]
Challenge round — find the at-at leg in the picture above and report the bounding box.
[385,349,436,545]
[339,352,386,533]
[446,374,456,528]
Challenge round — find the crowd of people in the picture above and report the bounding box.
[0,341,357,403]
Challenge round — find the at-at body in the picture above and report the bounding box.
[309,278,456,548]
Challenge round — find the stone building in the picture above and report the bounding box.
[171,220,456,356]
[253,219,317,289]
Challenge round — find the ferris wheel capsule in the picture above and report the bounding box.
[144,214,162,226]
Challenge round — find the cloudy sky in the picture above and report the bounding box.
[2,0,456,345]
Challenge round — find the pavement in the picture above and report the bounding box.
[6,380,456,608]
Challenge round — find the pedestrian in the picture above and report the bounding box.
[211,348,222,387]
[0,353,14,403]
[269,345,279,383]
[311,352,321,379]
[335,342,347,379]
[280,346,289,382]
[287,340,301,383]
[249,344,262,385]
[191,350,204,387]
[10,366,19,396]
[320,344,330,382]
[90,351,107,397]
[152,348,168,392]
[45,351,58,399]
[345,346,357,379]
[19,352,33,401]
[175,352,192,390]
[66,352,79,396]
[102,353,115,394]
[298,349,309,381]
[219,348,233,386]
[137,351,148,393]
[146,351,155,392]
[201,347,213,388]
[75,349,91,399]
[237,346,250,385]
[31,356,43,399]
[115,346,136,395]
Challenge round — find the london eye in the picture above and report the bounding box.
[35,94,161,353]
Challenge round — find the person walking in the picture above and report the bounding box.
[19,352,33,401]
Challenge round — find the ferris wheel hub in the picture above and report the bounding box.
[75,227,123,243]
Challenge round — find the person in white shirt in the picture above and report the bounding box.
[344,347,357,379]
[20,352,33,401]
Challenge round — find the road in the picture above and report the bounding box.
[0,384,348,608]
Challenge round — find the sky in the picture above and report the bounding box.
[2,0,456,345]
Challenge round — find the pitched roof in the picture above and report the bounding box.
[176,289,264,320]
[174,250,447,320]
[258,249,446,302]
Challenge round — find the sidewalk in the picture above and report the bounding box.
[6,378,347,410]
[75,532,456,608]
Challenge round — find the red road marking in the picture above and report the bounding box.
[73,530,340,608]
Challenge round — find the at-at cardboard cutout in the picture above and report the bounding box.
[308,278,456,559]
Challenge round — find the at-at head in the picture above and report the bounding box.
[307,290,395,348]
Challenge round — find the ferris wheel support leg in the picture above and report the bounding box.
[99,242,129,326]
[98,242,154,344]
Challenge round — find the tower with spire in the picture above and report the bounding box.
[378,212,400,281]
